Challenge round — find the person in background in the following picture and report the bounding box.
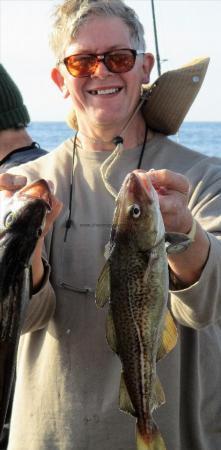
[0,63,47,450]
[0,63,47,174]
[0,1,221,449]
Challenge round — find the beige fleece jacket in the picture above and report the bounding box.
[6,132,221,450]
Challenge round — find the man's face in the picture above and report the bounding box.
[52,16,154,132]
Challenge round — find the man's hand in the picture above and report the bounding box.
[0,173,27,191]
[148,169,210,287]
[149,169,193,234]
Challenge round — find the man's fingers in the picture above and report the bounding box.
[0,173,27,191]
[158,192,180,215]
[149,169,190,194]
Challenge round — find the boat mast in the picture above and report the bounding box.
[150,0,161,76]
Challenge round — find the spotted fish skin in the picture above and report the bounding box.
[96,171,178,450]
[0,179,51,436]
[111,235,167,407]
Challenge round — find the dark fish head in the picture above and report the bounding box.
[0,179,52,298]
[111,171,165,251]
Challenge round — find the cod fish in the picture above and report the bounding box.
[0,179,51,436]
[96,171,191,450]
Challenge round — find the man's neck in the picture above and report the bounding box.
[76,113,147,152]
[0,128,33,160]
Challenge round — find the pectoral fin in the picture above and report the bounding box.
[157,309,178,361]
[95,261,110,307]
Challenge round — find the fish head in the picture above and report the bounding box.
[0,179,52,297]
[0,179,51,240]
[112,171,165,251]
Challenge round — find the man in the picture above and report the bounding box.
[0,64,46,173]
[1,1,221,449]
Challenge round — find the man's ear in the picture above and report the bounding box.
[142,53,155,84]
[51,67,70,98]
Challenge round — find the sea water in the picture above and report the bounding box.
[29,121,221,158]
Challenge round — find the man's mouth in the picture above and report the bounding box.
[88,87,122,96]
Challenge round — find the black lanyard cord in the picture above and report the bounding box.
[64,132,78,242]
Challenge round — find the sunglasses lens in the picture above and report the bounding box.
[106,50,136,73]
[65,55,97,78]
[64,50,137,77]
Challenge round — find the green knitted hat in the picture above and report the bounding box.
[0,64,30,130]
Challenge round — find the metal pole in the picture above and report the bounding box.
[150,0,161,76]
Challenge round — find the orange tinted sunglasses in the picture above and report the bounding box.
[58,48,144,78]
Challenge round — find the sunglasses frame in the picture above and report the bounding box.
[58,48,144,78]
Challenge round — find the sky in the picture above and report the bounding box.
[0,0,221,122]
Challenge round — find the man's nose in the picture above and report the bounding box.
[91,59,111,78]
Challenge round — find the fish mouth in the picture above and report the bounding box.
[17,179,52,211]
[123,171,154,204]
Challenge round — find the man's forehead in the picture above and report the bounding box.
[65,16,132,53]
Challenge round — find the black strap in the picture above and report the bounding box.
[64,132,78,242]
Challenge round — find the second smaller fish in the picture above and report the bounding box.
[0,179,52,436]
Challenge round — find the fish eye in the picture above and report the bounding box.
[4,212,16,228]
[130,204,141,219]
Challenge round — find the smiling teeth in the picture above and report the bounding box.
[91,88,120,95]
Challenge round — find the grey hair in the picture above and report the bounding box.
[49,0,146,60]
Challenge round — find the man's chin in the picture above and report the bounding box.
[89,111,126,129]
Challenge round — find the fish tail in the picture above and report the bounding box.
[136,419,167,450]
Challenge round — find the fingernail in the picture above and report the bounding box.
[149,169,157,180]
